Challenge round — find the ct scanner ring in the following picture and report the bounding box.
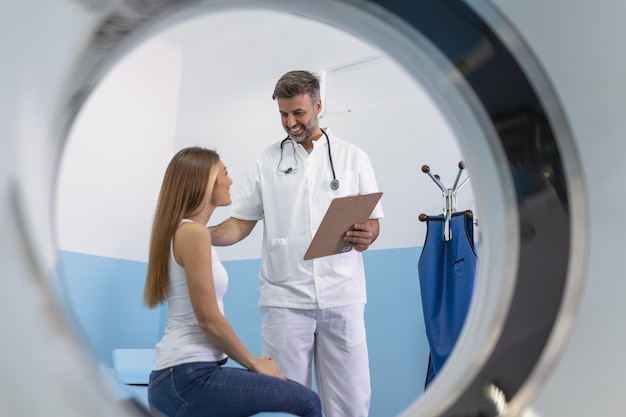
[6,1,586,417]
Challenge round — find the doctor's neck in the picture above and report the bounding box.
[300,130,324,151]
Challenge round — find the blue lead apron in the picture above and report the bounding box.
[418,211,477,388]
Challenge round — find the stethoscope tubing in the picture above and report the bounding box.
[278,129,339,190]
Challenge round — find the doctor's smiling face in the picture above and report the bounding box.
[277,93,323,149]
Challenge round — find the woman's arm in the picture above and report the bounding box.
[175,223,282,378]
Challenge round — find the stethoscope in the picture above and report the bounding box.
[278,129,340,190]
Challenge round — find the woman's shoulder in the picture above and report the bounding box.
[177,221,212,243]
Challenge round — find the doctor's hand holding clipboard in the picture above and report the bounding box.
[303,191,383,260]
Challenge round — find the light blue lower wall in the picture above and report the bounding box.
[55,251,165,365]
[56,247,428,417]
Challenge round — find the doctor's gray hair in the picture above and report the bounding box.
[272,70,321,102]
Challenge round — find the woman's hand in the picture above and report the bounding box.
[253,356,287,380]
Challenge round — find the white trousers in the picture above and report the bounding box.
[259,304,371,417]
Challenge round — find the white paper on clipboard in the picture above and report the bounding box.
[303,192,383,260]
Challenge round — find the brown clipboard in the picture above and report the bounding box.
[303,192,383,260]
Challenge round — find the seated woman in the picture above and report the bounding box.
[144,147,322,417]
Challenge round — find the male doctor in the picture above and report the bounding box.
[210,70,383,417]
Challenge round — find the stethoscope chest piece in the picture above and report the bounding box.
[330,178,340,190]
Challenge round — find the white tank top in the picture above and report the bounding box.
[153,219,229,370]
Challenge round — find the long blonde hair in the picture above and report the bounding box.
[144,147,220,308]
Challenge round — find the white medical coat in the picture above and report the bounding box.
[231,129,384,309]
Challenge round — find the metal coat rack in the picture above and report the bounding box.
[419,161,472,241]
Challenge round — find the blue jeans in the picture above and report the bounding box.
[148,360,322,417]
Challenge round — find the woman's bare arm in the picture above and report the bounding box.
[175,223,283,379]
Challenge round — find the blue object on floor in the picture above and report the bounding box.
[112,348,156,385]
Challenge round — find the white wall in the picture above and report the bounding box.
[56,38,181,261]
[55,9,474,262]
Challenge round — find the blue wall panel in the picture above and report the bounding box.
[57,251,162,366]
[57,247,428,417]
[363,248,427,416]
